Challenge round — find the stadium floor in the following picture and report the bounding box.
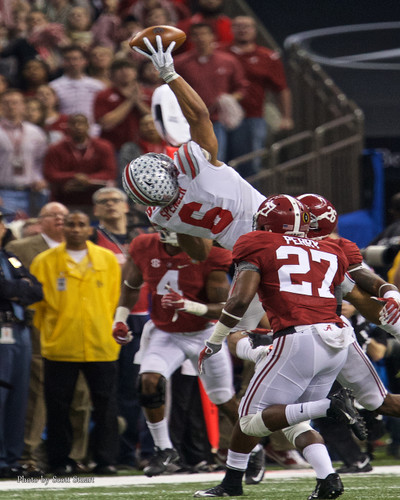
[1,465,400,491]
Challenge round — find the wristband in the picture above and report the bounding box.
[222,308,243,321]
[163,71,179,83]
[379,284,399,297]
[207,321,231,345]
[183,300,208,316]
[383,290,400,301]
[114,306,130,324]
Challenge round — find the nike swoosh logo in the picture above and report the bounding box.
[251,467,265,482]
[300,404,304,413]
[177,264,189,269]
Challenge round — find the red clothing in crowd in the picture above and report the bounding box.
[226,45,289,118]
[93,86,143,151]
[44,137,117,206]
[174,49,249,122]
[177,12,234,52]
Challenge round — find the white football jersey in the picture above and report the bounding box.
[146,141,266,250]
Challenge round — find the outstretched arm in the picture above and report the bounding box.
[133,36,220,165]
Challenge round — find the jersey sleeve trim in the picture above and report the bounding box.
[176,142,201,179]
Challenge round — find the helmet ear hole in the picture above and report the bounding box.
[122,153,179,206]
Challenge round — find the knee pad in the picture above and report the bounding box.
[239,412,272,437]
[282,422,313,447]
[138,374,166,409]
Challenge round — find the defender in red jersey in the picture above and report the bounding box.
[112,229,239,477]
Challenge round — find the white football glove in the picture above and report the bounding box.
[132,35,178,83]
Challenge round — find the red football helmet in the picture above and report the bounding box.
[297,193,337,238]
[254,194,310,236]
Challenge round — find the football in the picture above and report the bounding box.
[129,25,186,54]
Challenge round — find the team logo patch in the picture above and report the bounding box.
[151,258,161,268]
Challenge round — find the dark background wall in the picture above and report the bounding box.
[245,0,400,47]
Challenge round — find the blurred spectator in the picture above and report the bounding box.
[0,89,49,217]
[0,9,68,83]
[225,16,294,177]
[6,202,92,474]
[137,58,163,107]
[24,10,69,75]
[20,59,50,96]
[178,0,233,51]
[36,84,69,144]
[87,45,113,87]
[91,0,121,51]
[20,218,41,238]
[65,6,93,52]
[8,0,30,39]
[130,0,179,26]
[118,113,167,185]
[90,187,153,469]
[30,211,121,475]
[143,5,175,28]
[174,23,248,163]
[49,45,105,134]
[24,96,46,128]
[0,73,10,94]
[43,113,117,212]
[0,209,43,479]
[42,0,74,26]
[94,58,150,155]
[114,15,145,65]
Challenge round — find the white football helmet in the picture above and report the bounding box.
[122,153,179,206]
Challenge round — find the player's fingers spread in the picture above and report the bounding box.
[132,46,151,58]
[143,37,156,54]
[156,34,164,52]
[166,41,176,55]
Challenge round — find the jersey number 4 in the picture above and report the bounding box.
[179,202,233,234]
[277,246,338,298]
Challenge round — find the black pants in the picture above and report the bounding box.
[43,359,119,467]
[169,369,212,466]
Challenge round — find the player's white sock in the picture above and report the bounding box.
[226,449,251,471]
[236,337,266,363]
[146,419,174,450]
[302,443,335,479]
[285,400,331,426]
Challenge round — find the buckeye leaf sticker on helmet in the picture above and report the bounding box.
[122,153,179,206]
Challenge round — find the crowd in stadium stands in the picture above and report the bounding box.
[0,0,399,483]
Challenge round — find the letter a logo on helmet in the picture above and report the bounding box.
[253,194,310,236]
[122,153,179,206]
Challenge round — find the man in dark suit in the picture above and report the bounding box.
[5,202,90,473]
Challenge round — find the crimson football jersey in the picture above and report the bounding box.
[233,232,350,332]
[130,233,232,332]
[326,236,363,267]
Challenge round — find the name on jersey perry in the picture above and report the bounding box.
[282,235,320,249]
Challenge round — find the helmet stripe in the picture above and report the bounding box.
[123,165,152,204]
[287,195,301,233]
